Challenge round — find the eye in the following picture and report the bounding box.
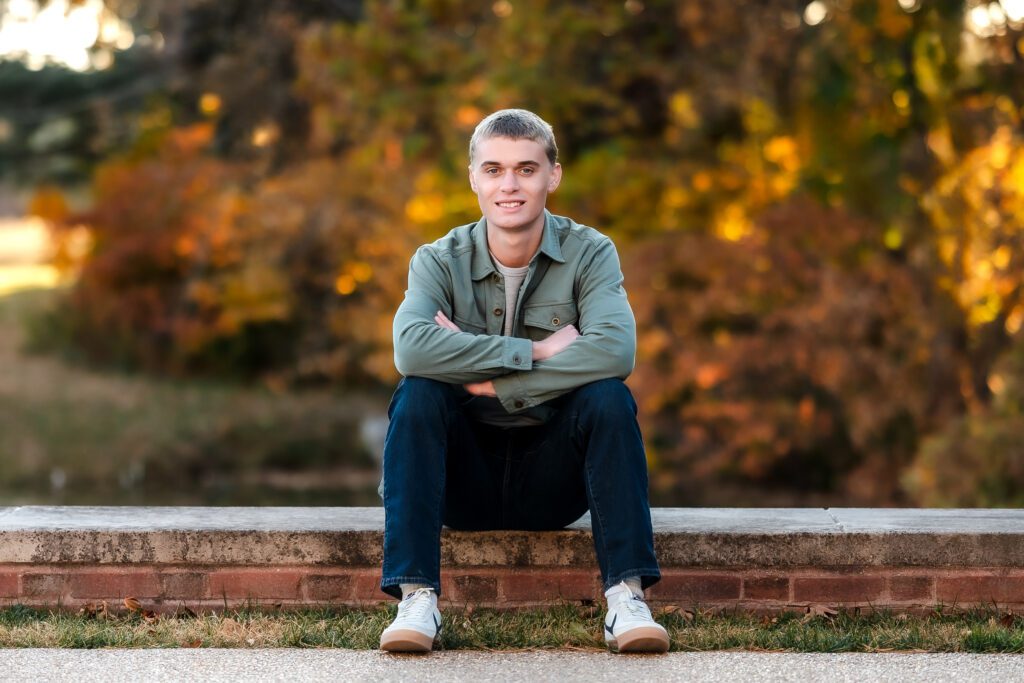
[484,167,499,175]
[518,167,534,175]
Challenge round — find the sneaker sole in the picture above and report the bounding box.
[380,629,435,653]
[610,627,670,653]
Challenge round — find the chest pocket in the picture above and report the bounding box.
[523,301,578,340]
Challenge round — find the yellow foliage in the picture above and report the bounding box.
[763,136,800,172]
[28,187,69,223]
[199,93,222,116]
[714,203,753,242]
[406,193,446,224]
[742,98,777,136]
[669,91,700,129]
[923,126,1024,335]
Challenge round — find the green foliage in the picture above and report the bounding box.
[0,48,163,184]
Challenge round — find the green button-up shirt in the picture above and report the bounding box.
[393,210,636,425]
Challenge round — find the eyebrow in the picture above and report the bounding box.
[479,160,542,167]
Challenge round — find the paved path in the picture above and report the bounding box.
[2,650,1022,682]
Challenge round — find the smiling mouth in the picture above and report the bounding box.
[497,201,524,208]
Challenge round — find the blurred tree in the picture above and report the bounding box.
[29,0,1024,505]
[628,198,950,503]
[0,49,162,183]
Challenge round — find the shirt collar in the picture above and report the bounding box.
[470,210,566,281]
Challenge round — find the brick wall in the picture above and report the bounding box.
[4,564,1024,614]
[3,507,1023,614]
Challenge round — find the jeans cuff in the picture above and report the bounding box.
[604,568,661,593]
[380,576,442,600]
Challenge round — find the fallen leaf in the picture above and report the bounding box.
[660,605,680,615]
[176,606,199,620]
[142,610,159,624]
[182,639,202,648]
[802,604,838,623]
[999,612,1018,628]
[124,597,142,613]
[79,603,98,619]
[760,614,779,626]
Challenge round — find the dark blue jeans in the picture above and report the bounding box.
[380,376,660,599]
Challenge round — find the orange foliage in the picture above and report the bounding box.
[58,124,418,382]
[627,198,960,503]
[42,0,1024,504]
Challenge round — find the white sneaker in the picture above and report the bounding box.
[603,582,670,653]
[380,588,442,652]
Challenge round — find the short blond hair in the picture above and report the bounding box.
[469,109,558,165]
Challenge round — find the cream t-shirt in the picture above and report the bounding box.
[493,256,529,336]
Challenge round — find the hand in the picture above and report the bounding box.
[435,310,462,332]
[532,324,580,361]
[464,380,496,397]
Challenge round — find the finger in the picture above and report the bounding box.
[435,314,460,332]
[440,311,463,332]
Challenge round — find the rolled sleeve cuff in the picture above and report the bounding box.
[501,337,533,373]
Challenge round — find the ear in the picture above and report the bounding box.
[548,163,562,192]
[468,164,478,193]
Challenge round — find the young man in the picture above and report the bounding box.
[378,109,667,653]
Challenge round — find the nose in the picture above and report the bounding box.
[499,169,519,192]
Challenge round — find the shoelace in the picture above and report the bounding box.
[621,594,653,619]
[399,588,436,622]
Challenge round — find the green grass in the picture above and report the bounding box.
[0,605,1022,651]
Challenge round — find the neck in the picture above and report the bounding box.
[487,222,544,268]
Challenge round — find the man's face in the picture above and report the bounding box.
[469,136,562,235]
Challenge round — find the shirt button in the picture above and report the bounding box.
[514,400,524,409]
[492,274,500,283]
[513,354,521,364]
[551,317,560,326]
[494,307,503,316]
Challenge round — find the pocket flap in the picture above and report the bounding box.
[523,301,578,331]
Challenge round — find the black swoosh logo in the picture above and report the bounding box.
[604,614,617,636]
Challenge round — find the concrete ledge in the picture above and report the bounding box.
[1,507,1023,612]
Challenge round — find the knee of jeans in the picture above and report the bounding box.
[391,376,456,419]
[572,379,636,423]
